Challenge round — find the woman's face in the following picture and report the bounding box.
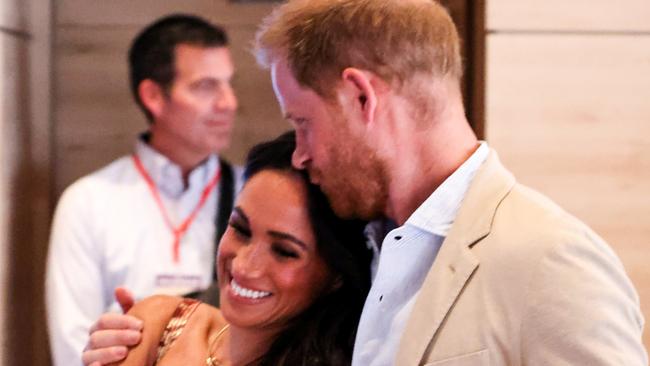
[217,169,332,332]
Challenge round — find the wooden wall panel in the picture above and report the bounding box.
[226,24,286,163]
[487,0,650,32]
[0,31,35,366]
[57,0,276,27]
[486,33,650,349]
[23,1,54,364]
[1,0,53,364]
[0,0,27,32]
[54,27,139,194]
[0,32,22,366]
[0,5,31,364]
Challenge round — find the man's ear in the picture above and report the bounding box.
[138,79,166,119]
[340,67,379,125]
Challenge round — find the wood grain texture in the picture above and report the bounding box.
[0,32,23,366]
[487,0,650,32]
[0,32,40,366]
[0,0,27,33]
[439,0,486,138]
[57,0,277,27]
[486,33,650,350]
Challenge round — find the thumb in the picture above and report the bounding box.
[115,287,135,313]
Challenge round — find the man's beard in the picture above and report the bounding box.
[318,134,388,221]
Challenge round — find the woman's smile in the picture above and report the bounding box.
[229,279,272,300]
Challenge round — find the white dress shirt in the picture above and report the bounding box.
[352,142,489,366]
[46,138,242,366]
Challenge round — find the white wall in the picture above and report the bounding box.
[486,0,650,350]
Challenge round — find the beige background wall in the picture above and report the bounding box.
[486,0,650,351]
[0,0,52,365]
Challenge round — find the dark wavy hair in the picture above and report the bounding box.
[244,131,372,365]
[128,14,229,122]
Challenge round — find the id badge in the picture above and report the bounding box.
[154,273,203,295]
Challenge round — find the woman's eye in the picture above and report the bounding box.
[272,244,299,259]
[229,221,250,238]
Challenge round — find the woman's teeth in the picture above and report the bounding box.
[231,279,271,299]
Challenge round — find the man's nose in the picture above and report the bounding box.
[291,139,310,170]
[215,85,238,112]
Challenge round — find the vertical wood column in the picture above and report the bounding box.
[0,0,53,365]
[439,0,486,138]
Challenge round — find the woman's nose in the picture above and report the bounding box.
[231,244,264,278]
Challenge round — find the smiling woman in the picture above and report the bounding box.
[112,131,372,366]
[218,171,333,332]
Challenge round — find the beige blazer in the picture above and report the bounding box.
[395,151,647,365]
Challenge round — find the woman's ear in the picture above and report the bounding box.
[138,79,166,120]
[339,67,379,125]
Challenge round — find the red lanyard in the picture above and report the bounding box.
[132,155,221,263]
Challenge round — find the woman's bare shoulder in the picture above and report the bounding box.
[127,295,185,324]
[191,302,228,331]
[127,296,227,338]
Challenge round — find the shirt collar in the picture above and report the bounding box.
[405,141,489,237]
[134,135,220,198]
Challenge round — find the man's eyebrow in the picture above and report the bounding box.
[268,230,308,250]
[232,207,249,225]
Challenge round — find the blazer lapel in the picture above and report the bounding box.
[395,151,516,365]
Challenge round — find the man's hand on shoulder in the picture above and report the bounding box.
[82,288,143,366]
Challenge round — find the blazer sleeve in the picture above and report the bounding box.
[520,228,647,365]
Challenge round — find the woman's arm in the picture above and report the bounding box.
[107,295,184,366]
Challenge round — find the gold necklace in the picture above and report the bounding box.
[206,324,230,366]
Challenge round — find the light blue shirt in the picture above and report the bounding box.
[352,142,489,366]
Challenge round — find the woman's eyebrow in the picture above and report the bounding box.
[232,207,249,225]
[268,231,308,250]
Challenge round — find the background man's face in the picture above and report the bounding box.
[270,59,387,220]
[152,44,237,158]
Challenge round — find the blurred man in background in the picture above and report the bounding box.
[46,14,242,365]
